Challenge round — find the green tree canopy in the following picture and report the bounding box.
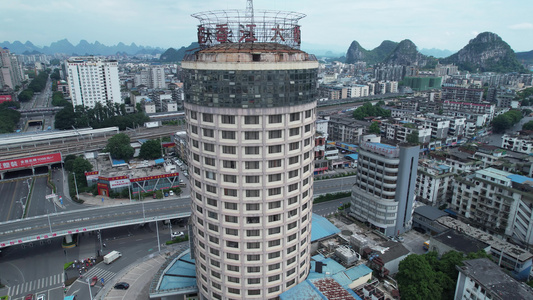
[0,101,21,133]
[353,102,391,120]
[522,120,533,131]
[54,104,76,130]
[492,114,513,133]
[139,139,162,160]
[397,254,443,300]
[104,133,134,161]
[369,121,381,134]
[18,89,34,102]
[72,156,93,187]
[407,130,420,145]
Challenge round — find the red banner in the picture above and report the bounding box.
[130,172,179,182]
[0,95,12,103]
[0,153,62,171]
[98,175,129,181]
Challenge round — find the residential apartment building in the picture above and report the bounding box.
[380,119,431,144]
[349,141,420,236]
[0,48,24,89]
[327,116,365,145]
[442,101,495,121]
[66,56,121,108]
[502,133,533,154]
[442,86,484,103]
[450,167,533,245]
[415,160,453,206]
[346,84,369,98]
[184,8,317,299]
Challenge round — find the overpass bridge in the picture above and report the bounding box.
[0,198,192,249]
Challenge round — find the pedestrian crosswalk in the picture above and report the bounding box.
[78,267,116,285]
[8,273,63,297]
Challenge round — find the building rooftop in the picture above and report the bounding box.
[433,229,489,254]
[311,214,341,242]
[438,216,533,262]
[414,206,448,221]
[458,258,533,300]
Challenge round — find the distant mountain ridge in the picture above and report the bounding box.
[0,39,166,56]
[160,43,200,62]
[440,32,526,73]
[345,32,529,73]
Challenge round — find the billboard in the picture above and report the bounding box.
[0,95,12,103]
[0,153,62,171]
[109,179,131,188]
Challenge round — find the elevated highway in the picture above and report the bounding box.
[0,197,192,249]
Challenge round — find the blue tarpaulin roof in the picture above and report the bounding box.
[508,174,533,185]
[111,159,126,165]
[311,213,341,242]
[154,158,165,164]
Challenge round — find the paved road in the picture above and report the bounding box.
[0,179,31,222]
[26,176,55,218]
[313,176,355,196]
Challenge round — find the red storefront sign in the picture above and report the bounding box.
[0,153,62,171]
[130,172,179,182]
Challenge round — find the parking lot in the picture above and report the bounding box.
[401,229,430,255]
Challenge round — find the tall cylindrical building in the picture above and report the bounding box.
[183,5,318,300]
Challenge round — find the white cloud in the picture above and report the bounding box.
[509,23,533,30]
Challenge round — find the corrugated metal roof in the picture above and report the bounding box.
[344,265,373,281]
[311,213,341,242]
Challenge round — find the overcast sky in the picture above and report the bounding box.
[2,0,532,53]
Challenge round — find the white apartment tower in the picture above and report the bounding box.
[184,3,317,299]
[66,56,121,108]
[0,47,24,89]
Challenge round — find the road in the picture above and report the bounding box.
[0,179,31,222]
[26,176,56,217]
[313,176,355,196]
[483,115,533,147]
[0,196,349,300]
[0,198,192,248]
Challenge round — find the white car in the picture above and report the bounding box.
[169,190,174,196]
[172,231,185,238]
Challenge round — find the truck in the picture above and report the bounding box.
[103,250,122,264]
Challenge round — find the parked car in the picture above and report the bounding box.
[169,190,174,196]
[114,282,130,290]
[25,295,34,300]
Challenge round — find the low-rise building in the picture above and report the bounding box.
[455,258,533,300]
[502,132,533,154]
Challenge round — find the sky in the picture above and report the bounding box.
[1,0,533,54]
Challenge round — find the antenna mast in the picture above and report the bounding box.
[245,0,254,24]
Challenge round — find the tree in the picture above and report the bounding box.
[72,157,93,187]
[407,130,420,145]
[18,89,34,102]
[492,114,512,133]
[368,122,381,134]
[54,105,76,130]
[104,133,134,161]
[397,254,442,300]
[523,121,533,131]
[139,139,162,159]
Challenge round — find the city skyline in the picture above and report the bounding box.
[1,0,533,54]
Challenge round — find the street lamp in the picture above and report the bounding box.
[72,172,79,200]
[86,277,93,300]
